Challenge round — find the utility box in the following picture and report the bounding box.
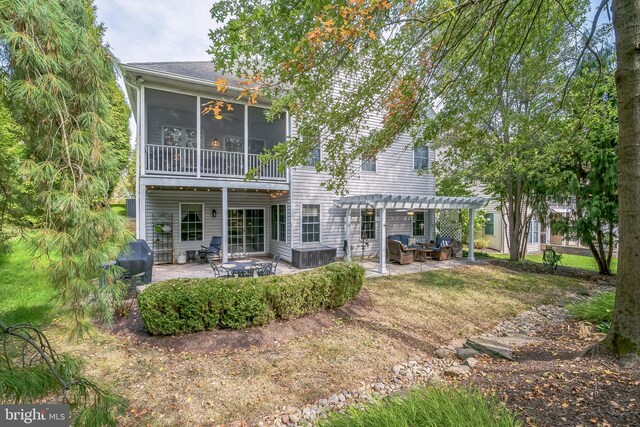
[291,246,337,269]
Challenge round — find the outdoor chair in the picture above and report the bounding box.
[210,259,231,278]
[201,236,223,260]
[430,236,453,261]
[271,253,281,275]
[255,262,273,276]
[387,239,416,264]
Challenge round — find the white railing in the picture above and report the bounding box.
[201,149,244,177]
[145,145,196,175]
[145,146,286,181]
[248,153,287,180]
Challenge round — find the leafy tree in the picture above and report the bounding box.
[208,0,640,357]
[551,45,617,275]
[104,81,132,198]
[0,0,133,337]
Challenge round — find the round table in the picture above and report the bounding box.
[220,260,259,277]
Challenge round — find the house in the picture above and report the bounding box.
[122,61,486,274]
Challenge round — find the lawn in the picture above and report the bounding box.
[111,203,127,217]
[0,240,57,325]
[52,264,592,426]
[491,252,618,273]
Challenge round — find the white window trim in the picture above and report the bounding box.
[300,204,321,244]
[411,211,426,237]
[360,208,376,239]
[304,146,322,168]
[179,202,205,243]
[361,157,377,173]
[413,145,429,171]
[484,212,495,236]
[271,204,287,243]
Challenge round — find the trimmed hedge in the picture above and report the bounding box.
[137,262,365,335]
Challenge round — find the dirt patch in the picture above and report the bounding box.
[451,321,640,427]
[110,290,373,353]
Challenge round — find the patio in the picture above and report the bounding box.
[151,256,479,282]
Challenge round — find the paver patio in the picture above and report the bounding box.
[151,257,479,282]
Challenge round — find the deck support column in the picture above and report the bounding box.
[379,207,387,274]
[222,187,229,263]
[468,208,475,261]
[345,207,352,261]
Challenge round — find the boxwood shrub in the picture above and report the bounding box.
[137,262,365,335]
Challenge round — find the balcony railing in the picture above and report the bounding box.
[145,145,287,181]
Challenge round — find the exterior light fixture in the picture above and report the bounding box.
[407,210,415,216]
[211,209,217,218]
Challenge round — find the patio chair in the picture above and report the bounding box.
[430,236,452,261]
[271,253,281,275]
[387,239,415,264]
[210,259,231,278]
[201,236,223,260]
[255,262,273,276]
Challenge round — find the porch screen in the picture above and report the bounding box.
[248,106,286,154]
[201,98,244,151]
[145,88,197,146]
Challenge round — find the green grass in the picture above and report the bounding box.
[567,291,615,332]
[111,203,127,217]
[319,387,522,427]
[0,240,57,325]
[491,252,617,274]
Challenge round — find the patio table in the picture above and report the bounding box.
[220,260,259,277]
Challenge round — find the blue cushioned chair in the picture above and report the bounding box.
[201,236,223,260]
[431,236,453,260]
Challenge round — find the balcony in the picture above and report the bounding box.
[145,145,287,181]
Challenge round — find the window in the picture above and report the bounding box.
[361,157,376,172]
[528,220,540,244]
[271,204,287,242]
[484,213,495,236]
[305,146,321,167]
[162,126,197,148]
[180,203,203,242]
[414,146,429,170]
[412,211,425,236]
[361,210,376,239]
[301,204,321,243]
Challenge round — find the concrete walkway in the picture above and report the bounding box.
[151,257,477,282]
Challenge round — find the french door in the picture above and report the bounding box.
[228,209,265,253]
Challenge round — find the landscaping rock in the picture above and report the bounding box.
[444,365,471,377]
[463,357,478,368]
[465,336,515,360]
[456,347,480,360]
[434,348,449,359]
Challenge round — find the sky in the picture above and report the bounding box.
[94,0,216,64]
[95,0,610,65]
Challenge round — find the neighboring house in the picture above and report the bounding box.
[122,61,486,273]
[471,187,542,254]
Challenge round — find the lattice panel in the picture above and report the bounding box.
[435,209,462,241]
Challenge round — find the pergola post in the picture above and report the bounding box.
[379,207,387,274]
[222,187,229,263]
[468,208,475,261]
[345,207,352,261]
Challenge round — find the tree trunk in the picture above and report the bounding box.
[605,0,640,357]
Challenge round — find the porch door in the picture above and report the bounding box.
[228,209,265,253]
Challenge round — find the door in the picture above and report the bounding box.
[228,209,265,253]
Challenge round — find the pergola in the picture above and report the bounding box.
[333,194,489,273]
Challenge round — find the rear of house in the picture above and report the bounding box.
[123,61,444,269]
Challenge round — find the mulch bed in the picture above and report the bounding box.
[488,259,617,286]
[451,321,639,427]
[108,290,373,353]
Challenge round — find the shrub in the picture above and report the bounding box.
[567,291,615,332]
[137,262,365,335]
[319,386,523,427]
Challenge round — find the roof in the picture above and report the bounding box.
[122,61,244,88]
[334,194,488,210]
